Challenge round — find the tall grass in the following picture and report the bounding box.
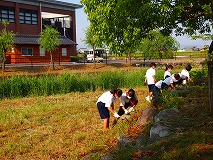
[0,69,146,99]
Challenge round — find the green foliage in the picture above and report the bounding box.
[190,69,208,85]
[157,90,183,109]
[38,25,60,52]
[81,0,213,55]
[38,26,60,69]
[0,69,146,99]
[139,30,179,59]
[0,21,15,71]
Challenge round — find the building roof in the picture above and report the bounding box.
[14,34,77,45]
[4,0,83,11]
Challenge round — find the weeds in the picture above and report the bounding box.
[0,69,146,99]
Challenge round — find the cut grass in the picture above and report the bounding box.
[0,87,149,159]
[0,62,212,159]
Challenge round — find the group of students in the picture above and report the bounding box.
[96,62,192,131]
[144,62,192,102]
[97,88,138,131]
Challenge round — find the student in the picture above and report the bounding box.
[180,63,192,86]
[161,73,181,90]
[97,89,123,131]
[154,80,163,96]
[144,62,158,102]
[112,89,138,126]
[164,64,173,79]
[118,89,138,115]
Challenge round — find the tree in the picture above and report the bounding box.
[81,0,213,46]
[139,30,179,60]
[84,25,102,67]
[0,21,15,72]
[39,25,60,70]
[81,0,142,64]
[81,0,213,111]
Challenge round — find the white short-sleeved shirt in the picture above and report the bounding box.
[97,91,117,107]
[163,75,179,85]
[155,80,163,89]
[164,70,171,79]
[145,67,156,85]
[120,92,138,106]
[181,69,190,85]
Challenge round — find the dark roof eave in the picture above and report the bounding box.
[14,35,76,45]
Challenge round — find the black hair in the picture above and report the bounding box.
[165,64,173,71]
[110,89,123,97]
[150,62,156,67]
[174,73,180,80]
[185,63,192,71]
[128,89,135,98]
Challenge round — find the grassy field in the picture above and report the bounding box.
[0,63,212,159]
[103,50,209,60]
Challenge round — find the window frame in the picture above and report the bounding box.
[0,6,15,23]
[62,48,67,56]
[21,48,33,56]
[39,48,45,56]
[19,8,38,25]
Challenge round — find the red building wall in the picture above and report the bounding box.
[6,45,75,64]
[0,0,78,64]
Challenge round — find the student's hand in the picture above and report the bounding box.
[144,82,147,86]
[124,109,128,114]
[128,107,134,113]
[114,112,120,118]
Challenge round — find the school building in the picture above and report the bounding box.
[0,0,82,64]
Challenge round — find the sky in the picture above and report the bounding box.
[63,0,212,49]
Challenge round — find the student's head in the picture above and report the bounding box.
[150,62,156,68]
[174,73,180,80]
[165,64,173,71]
[110,89,123,98]
[126,89,135,99]
[185,63,192,71]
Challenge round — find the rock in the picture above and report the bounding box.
[150,123,173,140]
[137,107,158,125]
[100,155,113,160]
[154,108,180,122]
[117,134,135,148]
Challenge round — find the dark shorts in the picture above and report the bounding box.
[153,86,161,97]
[97,102,110,119]
[148,84,155,92]
[161,82,169,90]
[173,78,183,86]
[117,102,131,116]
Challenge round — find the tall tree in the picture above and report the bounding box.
[84,25,102,67]
[81,0,213,45]
[81,0,142,64]
[0,21,15,72]
[39,25,60,70]
[81,0,213,111]
[140,30,179,60]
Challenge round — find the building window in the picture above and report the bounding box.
[19,9,38,25]
[62,48,67,56]
[40,48,45,56]
[0,6,15,23]
[21,48,33,56]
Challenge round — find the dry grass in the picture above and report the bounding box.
[0,64,152,159]
[1,63,212,159]
[0,87,150,159]
[0,63,134,77]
